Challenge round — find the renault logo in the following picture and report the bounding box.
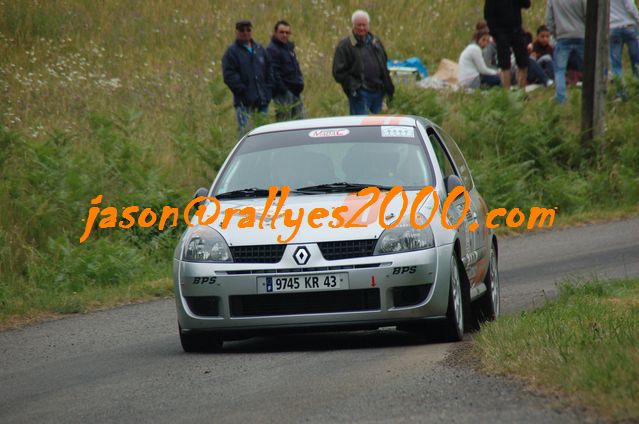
[293,246,310,265]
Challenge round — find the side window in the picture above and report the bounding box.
[427,130,456,181]
[436,127,474,190]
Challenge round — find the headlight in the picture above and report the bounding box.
[374,214,435,255]
[182,226,233,262]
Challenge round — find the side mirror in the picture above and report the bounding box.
[192,187,209,209]
[445,175,464,194]
[193,187,209,199]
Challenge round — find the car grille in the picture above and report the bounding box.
[229,289,380,317]
[230,244,286,263]
[228,240,378,263]
[317,239,377,260]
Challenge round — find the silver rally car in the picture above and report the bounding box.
[174,116,500,352]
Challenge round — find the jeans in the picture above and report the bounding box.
[480,74,501,88]
[537,54,555,80]
[554,38,585,103]
[609,25,639,78]
[235,103,269,136]
[348,88,384,115]
[273,90,304,121]
[525,57,550,85]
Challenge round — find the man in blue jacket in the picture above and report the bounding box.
[267,20,304,121]
[222,20,273,134]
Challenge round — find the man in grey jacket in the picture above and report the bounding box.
[546,0,587,103]
[609,0,639,86]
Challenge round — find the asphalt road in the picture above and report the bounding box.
[1,218,638,423]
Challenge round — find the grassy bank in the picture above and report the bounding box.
[474,278,639,421]
[1,1,638,325]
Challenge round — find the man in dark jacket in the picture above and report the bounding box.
[484,0,531,89]
[332,10,394,115]
[222,20,273,134]
[267,20,304,121]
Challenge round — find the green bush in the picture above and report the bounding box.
[28,237,146,291]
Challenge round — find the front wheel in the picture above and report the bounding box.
[439,254,465,342]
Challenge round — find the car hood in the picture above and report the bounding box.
[196,191,435,246]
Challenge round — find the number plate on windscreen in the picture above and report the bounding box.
[257,273,349,294]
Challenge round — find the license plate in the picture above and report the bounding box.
[257,273,349,294]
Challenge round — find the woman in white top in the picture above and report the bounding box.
[458,29,501,89]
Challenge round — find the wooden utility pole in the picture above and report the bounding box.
[581,0,610,146]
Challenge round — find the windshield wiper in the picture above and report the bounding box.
[296,182,395,193]
[215,188,274,199]
[215,187,310,199]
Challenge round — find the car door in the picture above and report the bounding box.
[424,127,473,275]
[433,125,489,286]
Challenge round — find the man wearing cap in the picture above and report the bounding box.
[332,10,394,115]
[222,20,273,134]
[267,20,305,121]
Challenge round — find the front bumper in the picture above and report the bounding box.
[174,243,454,332]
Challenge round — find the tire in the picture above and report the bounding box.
[439,253,465,342]
[179,325,224,353]
[474,242,500,323]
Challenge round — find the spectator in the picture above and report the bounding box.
[222,20,273,134]
[609,0,639,97]
[532,25,583,85]
[332,10,394,115]
[484,0,531,89]
[532,25,555,80]
[476,20,499,70]
[522,29,552,86]
[458,28,501,89]
[480,20,551,87]
[268,20,305,121]
[546,0,587,103]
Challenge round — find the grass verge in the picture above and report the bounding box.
[0,277,172,331]
[474,278,639,421]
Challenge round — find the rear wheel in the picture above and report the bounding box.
[179,325,223,353]
[474,242,500,323]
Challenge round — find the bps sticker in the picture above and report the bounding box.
[381,126,415,138]
[309,128,350,138]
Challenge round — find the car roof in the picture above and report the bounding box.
[247,115,433,136]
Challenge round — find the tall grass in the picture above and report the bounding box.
[1,0,638,321]
[474,278,639,420]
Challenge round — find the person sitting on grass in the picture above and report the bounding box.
[531,25,555,80]
[521,29,553,86]
[532,24,581,86]
[458,28,501,89]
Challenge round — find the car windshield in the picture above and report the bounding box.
[213,126,434,196]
